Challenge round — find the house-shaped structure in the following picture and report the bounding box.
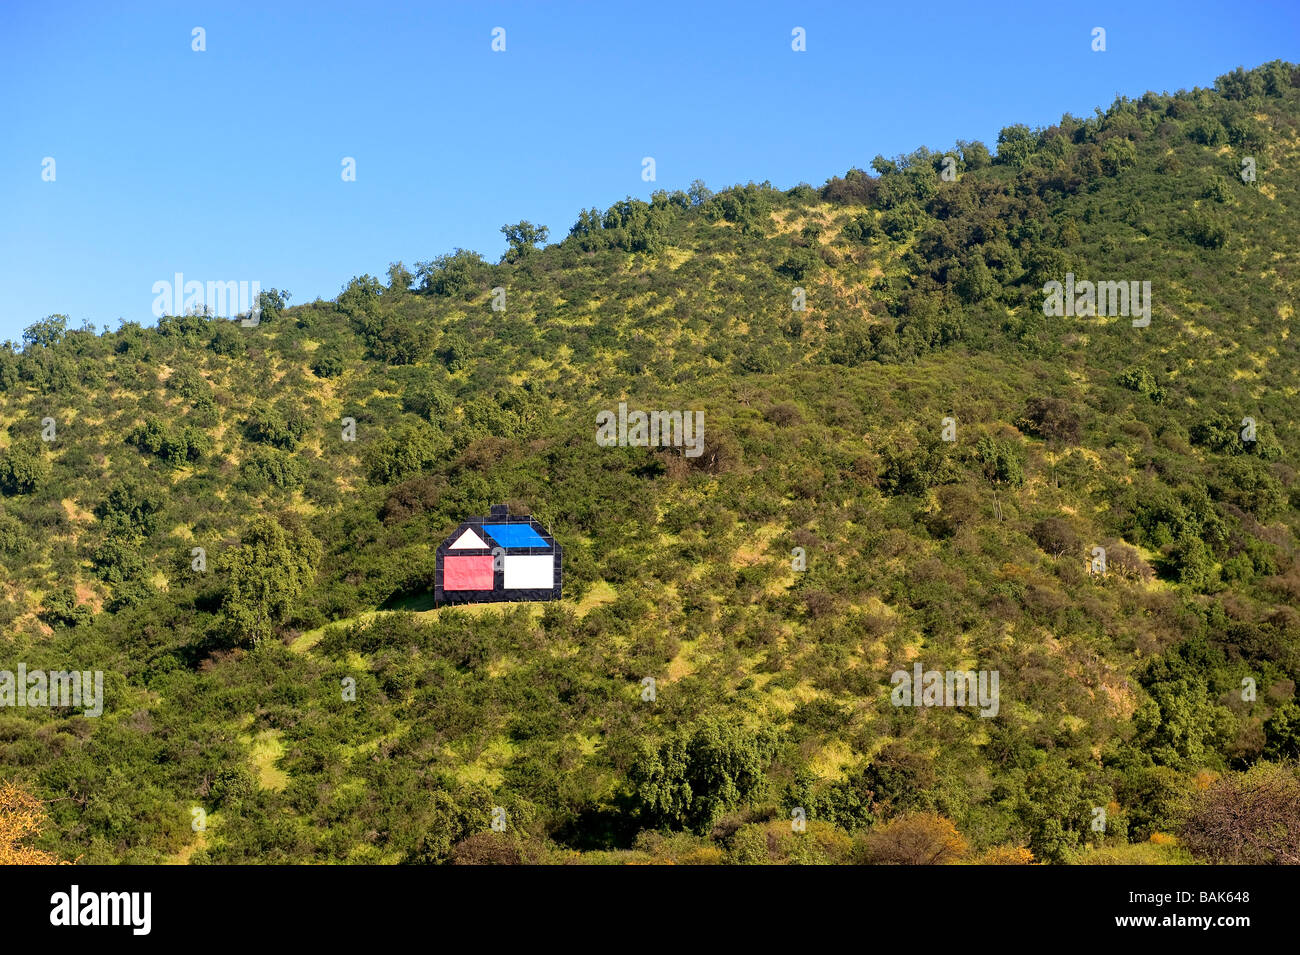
[434,504,562,604]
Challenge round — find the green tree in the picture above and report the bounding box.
[255,288,292,324]
[0,441,49,496]
[631,718,778,832]
[245,400,310,450]
[219,516,322,646]
[995,124,1039,167]
[1263,702,1300,761]
[1133,649,1233,768]
[311,349,344,378]
[365,421,449,485]
[415,249,488,296]
[976,435,1025,487]
[1002,758,1105,863]
[957,139,992,170]
[500,221,550,263]
[955,256,998,303]
[21,315,68,349]
[386,261,413,292]
[40,587,93,629]
[94,478,164,537]
[1168,533,1216,591]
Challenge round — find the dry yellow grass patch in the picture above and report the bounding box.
[575,580,616,617]
[732,522,780,567]
[73,583,102,612]
[61,498,93,523]
[663,640,699,684]
[243,729,288,791]
[808,739,858,778]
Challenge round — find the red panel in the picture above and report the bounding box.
[443,555,495,590]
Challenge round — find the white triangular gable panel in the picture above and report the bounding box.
[450,528,489,549]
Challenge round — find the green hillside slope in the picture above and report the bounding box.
[2,60,1299,865]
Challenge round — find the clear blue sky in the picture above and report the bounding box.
[1,0,1296,341]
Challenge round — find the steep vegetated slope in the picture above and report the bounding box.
[2,61,1299,864]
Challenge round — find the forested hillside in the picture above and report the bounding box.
[2,60,1299,865]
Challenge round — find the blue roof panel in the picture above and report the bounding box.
[482,523,548,548]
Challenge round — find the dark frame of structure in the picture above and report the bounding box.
[434,504,563,604]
